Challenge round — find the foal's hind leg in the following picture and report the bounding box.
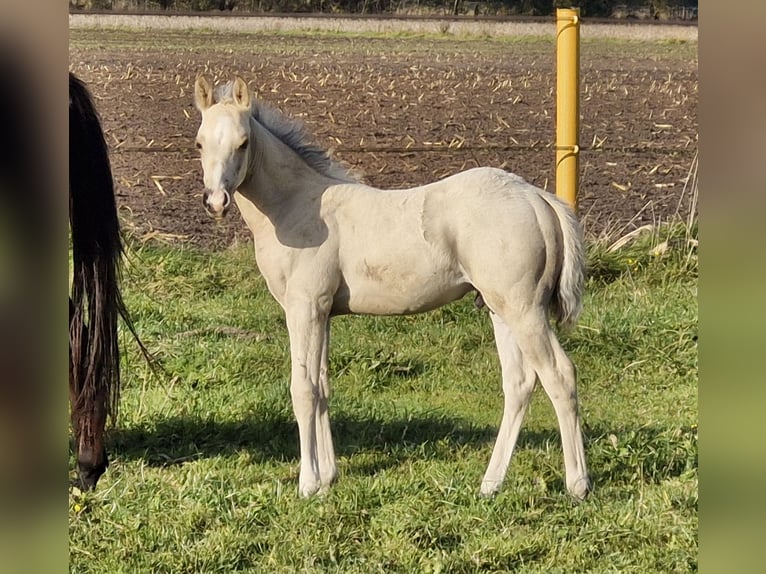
[480,312,537,496]
[506,311,591,499]
[542,330,591,499]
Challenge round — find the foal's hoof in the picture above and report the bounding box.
[568,476,592,501]
[479,480,502,498]
[298,480,322,498]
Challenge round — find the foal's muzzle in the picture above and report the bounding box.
[203,189,232,219]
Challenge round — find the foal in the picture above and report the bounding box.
[194,76,591,499]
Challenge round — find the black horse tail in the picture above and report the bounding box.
[69,73,131,432]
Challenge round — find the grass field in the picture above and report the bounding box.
[69,13,698,43]
[68,223,697,573]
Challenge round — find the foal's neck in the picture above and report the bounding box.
[242,117,339,210]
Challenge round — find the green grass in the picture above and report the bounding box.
[69,226,697,573]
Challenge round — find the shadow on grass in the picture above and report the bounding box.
[107,411,496,469]
[104,413,696,487]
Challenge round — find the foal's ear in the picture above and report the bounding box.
[232,76,251,109]
[194,75,214,111]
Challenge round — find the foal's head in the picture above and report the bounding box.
[194,75,252,219]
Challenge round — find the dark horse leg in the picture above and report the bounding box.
[69,298,108,489]
[69,73,129,490]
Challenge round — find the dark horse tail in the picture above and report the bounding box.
[69,73,137,482]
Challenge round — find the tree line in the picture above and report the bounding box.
[70,0,699,20]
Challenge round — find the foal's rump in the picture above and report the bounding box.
[420,167,580,319]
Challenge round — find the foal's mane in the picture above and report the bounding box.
[215,82,356,182]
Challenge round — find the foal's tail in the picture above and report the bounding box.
[69,73,132,428]
[539,193,585,330]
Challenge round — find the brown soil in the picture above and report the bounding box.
[70,30,697,251]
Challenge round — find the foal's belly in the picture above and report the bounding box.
[331,270,473,316]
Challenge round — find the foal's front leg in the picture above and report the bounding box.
[315,320,338,491]
[285,298,333,497]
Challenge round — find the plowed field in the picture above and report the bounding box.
[70,27,698,250]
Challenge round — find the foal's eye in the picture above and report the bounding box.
[195,141,202,150]
[238,139,249,151]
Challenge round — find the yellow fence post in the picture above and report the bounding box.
[556,7,581,210]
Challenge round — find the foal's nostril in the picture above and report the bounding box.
[202,190,230,217]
